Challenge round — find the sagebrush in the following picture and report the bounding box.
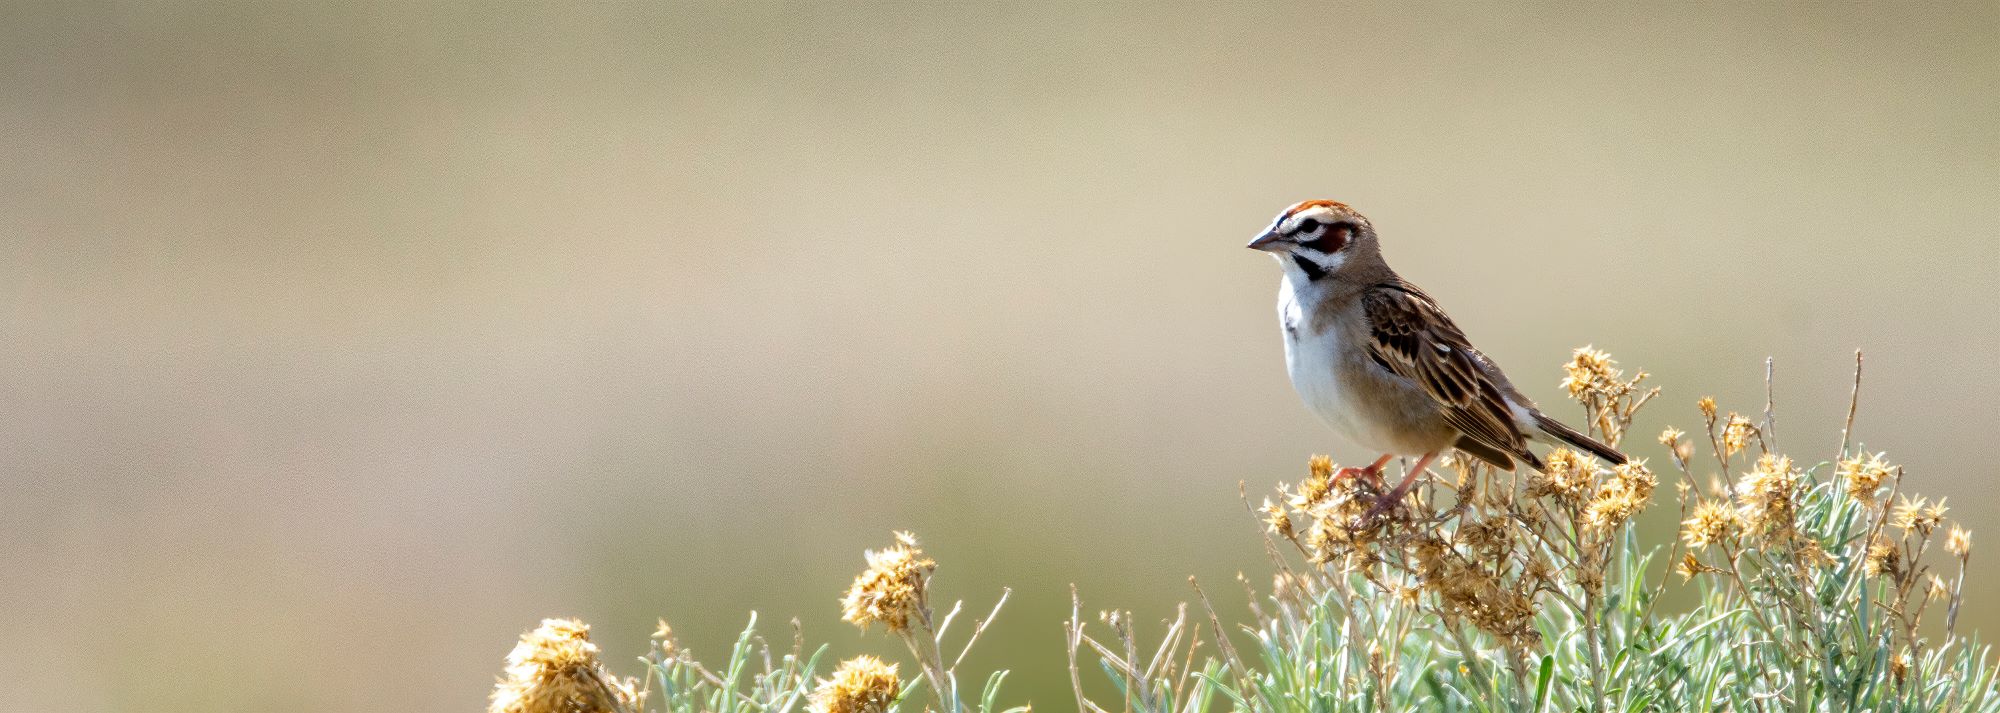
[489,349,1994,713]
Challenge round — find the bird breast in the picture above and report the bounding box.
[1278,288,1452,457]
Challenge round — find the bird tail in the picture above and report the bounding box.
[1533,412,1628,465]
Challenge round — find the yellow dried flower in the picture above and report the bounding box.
[1865,535,1902,580]
[1721,413,1755,456]
[1305,471,1391,565]
[1585,461,1656,532]
[1681,499,1739,549]
[1294,456,1336,511]
[1429,554,1540,648]
[1734,454,1797,540]
[1262,498,1294,540]
[840,531,936,633]
[1674,553,1704,580]
[1892,495,1947,537]
[489,619,643,713]
[1839,452,1893,507]
[1698,397,1718,420]
[652,619,679,657]
[810,656,902,713]
[1797,540,1834,569]
[1927,573,1951,601]
[1456,517,1512,560]
[1528,448,1598,504]
[1658,427,1684,448]
[1948,527,1973,558]
[1561,346,1620,400]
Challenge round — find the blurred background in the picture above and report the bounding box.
[3,1,1996,710]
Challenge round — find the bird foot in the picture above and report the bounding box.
[1331,465,1386,488]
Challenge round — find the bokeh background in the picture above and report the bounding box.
[4,2,1997,711]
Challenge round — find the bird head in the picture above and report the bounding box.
[1246,200,1377,283]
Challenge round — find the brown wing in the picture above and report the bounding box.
[1362,281,1538,468]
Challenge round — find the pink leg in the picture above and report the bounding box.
[1332,454,1396,486]
[1361,451,1440,522]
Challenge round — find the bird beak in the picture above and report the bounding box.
[1246,231,1288,252]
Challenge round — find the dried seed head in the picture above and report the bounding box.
[1796,540,1834,570]
[1681,499,1739,549]
[1261,498,1294,540]
[1674,553,1704,580]
[1948,527,1973,558]
[1528,448,1598,504]
[1585,460,1656,532]
[840,532,936,633]
[1561,346,1621,401]
[1840,452,1893,507]
[1927,573,1951,601]
[1893,496,1948,537]
[489,619,643,713]
[1698,397,1718,420]
[1865,535,1902,580]
[1305,472,1393,565]
[1721,413,1755,456]
[1295,456,1336,511]
[652,619,679,658]
[1429,553,1540,648]
[810,656,901,713]
[1734,454,1798,541]
[1658,427,1684,448]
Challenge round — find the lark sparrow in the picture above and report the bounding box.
[1249,200,1626,518]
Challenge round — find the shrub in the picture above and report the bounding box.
[490,349,1997,712]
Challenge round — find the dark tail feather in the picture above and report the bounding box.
[1534,412,1628,465]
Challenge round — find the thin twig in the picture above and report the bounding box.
[951,588,1011,671]
[1838,351,1864,459]
[1762,357,1778,452]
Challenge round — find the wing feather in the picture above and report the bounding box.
[1361,281,1535,466]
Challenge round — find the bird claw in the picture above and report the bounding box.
[1331,465,1386,488]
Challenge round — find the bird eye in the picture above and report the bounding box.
[1294,218,1321,235]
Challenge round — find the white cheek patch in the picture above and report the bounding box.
[1316,249,1348,275]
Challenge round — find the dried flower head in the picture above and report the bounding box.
[1561,346,1621,400]
[1840,452,1893,507]
[1658,427,1684,448]
[1797,540,1835,570]
[810,656,902,713]
[1865,535,1902,580]
[1428,552,1539,648]
[1927,573,1951,601]
[1698,397,1718,420]
[1674,553,1710,580]
[1892,495,1948,537]
[1528,448,1598,504]
[1948,526,1973,558]
[1681,499,1739,549]
[1585,461,1656,532]
[489,619,643,713]
[1261,498,1294,540]
[1293,455,1337,511]
[652,619,679,658]
[1721,413,1755,456]
[1455,517,1513,560]
[1304,470,1393,566]
[1734,454,1798,540]
[840,531,936,633]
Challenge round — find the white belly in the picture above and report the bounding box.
[1279,288,1425,456]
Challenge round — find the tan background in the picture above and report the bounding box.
[3,2,1996,711]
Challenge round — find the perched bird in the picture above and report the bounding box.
[1248,200,1625,519]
